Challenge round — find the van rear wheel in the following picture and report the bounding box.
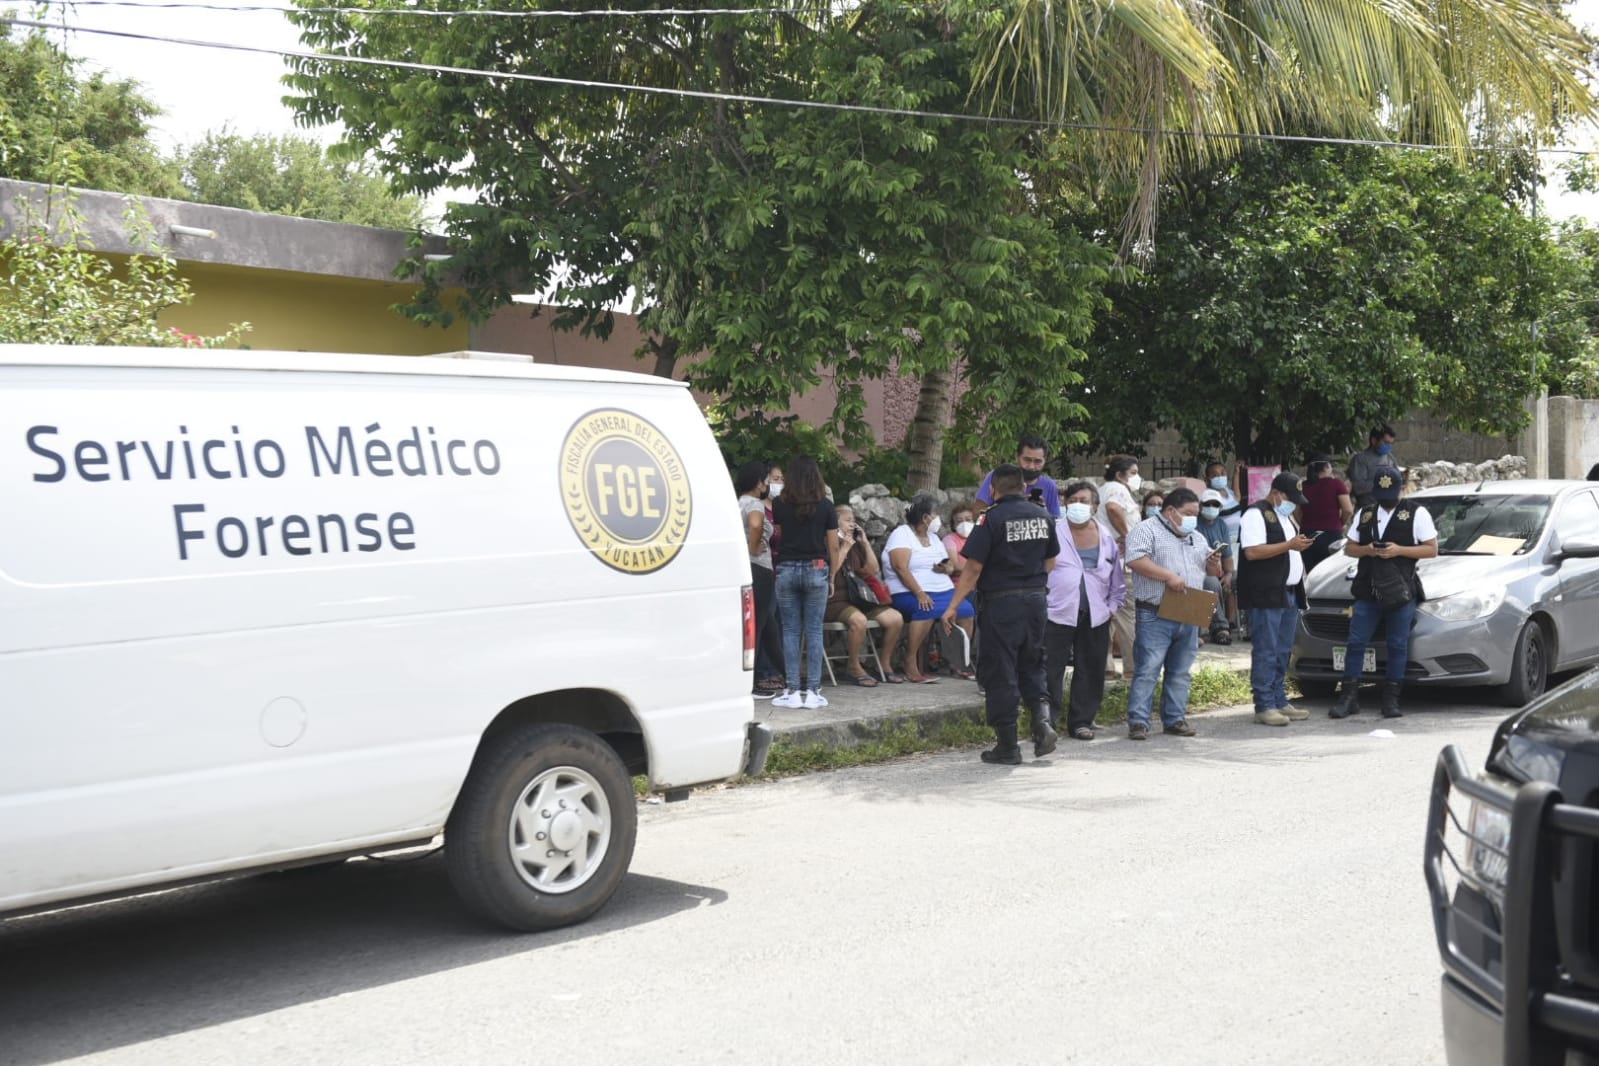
[445,723,637,931]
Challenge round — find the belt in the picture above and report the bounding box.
[983,586,1046,599]
[1136,600,1162,610]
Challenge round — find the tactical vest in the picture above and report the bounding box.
[1236,502,1295,610]
[1351,504,1419,603]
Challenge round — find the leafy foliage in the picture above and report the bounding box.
[172,130,426,229]
[284,1,1111,464]
[1082,145,1563,464]
[0,193,247,347]
[0,23,181,196]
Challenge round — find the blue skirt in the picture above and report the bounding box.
[892,588,974,622]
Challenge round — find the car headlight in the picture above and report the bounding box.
[1467,799,1511,892]
[1421,588,1506,621]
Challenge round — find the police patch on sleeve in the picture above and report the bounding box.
[560,409,691,574]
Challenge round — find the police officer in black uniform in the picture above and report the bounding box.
[943,464,1061,764]
[1330,469,1438,719]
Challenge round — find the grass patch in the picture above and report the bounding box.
[636,665,1257,794]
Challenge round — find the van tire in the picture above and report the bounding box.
[445,723,637,932]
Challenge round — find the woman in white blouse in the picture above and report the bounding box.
[883,494,975,683]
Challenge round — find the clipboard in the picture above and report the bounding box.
[1157,586,1218,627]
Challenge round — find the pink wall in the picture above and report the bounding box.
[472,303,916,447]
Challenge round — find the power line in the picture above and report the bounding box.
[28,0,792,17]
[6,13,1591,156]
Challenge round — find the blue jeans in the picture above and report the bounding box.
[776,560,831,692]
[1249,605,1300,711]
[1128,605,1199,728]
[1344,597,1418,682]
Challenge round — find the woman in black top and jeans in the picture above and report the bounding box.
[770,456,840,709]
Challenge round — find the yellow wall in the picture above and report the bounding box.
[157,260,471,355]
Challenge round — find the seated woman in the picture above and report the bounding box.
[883,493,974,684]
[824,505,907,686]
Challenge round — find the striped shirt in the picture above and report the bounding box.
[1125,515,1212,605]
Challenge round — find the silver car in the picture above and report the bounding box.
[1289,479,1599,706]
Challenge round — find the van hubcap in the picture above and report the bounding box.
[508,766,611,895]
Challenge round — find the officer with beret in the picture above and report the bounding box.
[1330,469,1438,719]
[943,463,1061,764]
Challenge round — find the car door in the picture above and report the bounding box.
[1552,489,1599,666]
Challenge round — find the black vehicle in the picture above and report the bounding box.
[1426,668,1599,1065]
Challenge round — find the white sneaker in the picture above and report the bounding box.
[802,690,829,709]
[771,690,804,708]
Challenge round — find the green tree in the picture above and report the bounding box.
[286,2,1112,487]
[1081,145,1566,465]
[0,192,247,347]
[0,22,181,196]
[962,0,1595,253]
[172,130,426,230]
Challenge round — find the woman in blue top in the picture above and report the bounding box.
[1044,482,1127,739]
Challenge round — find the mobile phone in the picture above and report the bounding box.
[1371,540,1389,549]
[1028,487,1044,502]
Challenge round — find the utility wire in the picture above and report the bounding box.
[7,13,1591,156]
[28,0,793,17]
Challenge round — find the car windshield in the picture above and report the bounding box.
[1421,493,1552,556]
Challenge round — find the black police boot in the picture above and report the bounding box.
[1328,680,1361,719]
[981,722,1023,765]
[1031,701,1058,758]
[1380,680,1404,719]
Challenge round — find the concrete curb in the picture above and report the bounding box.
[769,702,988,751]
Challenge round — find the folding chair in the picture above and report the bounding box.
[818,618,888,685]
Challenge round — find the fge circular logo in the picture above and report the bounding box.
[559,409,692,574]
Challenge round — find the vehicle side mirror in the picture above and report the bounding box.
[1555,537,1599,562]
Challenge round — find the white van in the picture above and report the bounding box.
[0,346,770,931]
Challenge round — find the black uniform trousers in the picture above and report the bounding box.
[975,588,1049,729]
[1044,609,1111,734]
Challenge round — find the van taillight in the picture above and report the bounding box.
[741,585,756,671]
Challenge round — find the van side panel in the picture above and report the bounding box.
[0,361,751,912]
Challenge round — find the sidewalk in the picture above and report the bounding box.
[756,638,1255,750]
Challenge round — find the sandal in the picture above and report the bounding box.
[844,672,879,687]
[903,674,939,685]
[955,668,976,680]
[883,672,908,684]
[1072,727,1095,741]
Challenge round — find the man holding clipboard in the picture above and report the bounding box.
[1124,488,1225,740]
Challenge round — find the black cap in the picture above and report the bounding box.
[1371,469,1403,502]
[1271,472,1309,507]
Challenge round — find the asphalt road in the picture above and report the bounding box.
[0,692,1512,1066]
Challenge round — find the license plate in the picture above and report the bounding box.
[1332,646,1377,674]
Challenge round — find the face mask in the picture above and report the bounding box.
[1376,443,1392,456]
[1023,468,1042,483]
[1275,500,1298,518]
[1145,505,1162,519]
[768,483,783,498]
[1178,515,1199,534]
[1210,476,1228,491]
[1126,474,1143,493]
[1064,502,1093,525]
[928,515,942,535]
[1200,506,1220,521]
[956,520,974,538]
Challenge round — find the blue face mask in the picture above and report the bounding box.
[1210,476,1228,491]
[1275,500,1298,518]
[1376,442,1393,456]
[1178,515,1198,534]
[1145,505,1162,519]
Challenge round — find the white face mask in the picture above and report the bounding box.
[1126,474,1143,493]
[768,482,783,498]
[956,520,974,538]
[928,515,942,535]
[1064,502,1093,525]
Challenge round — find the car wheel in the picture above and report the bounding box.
[1496,622,1548,708]
[1292,677,1338,699]
[445,723,637,932]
